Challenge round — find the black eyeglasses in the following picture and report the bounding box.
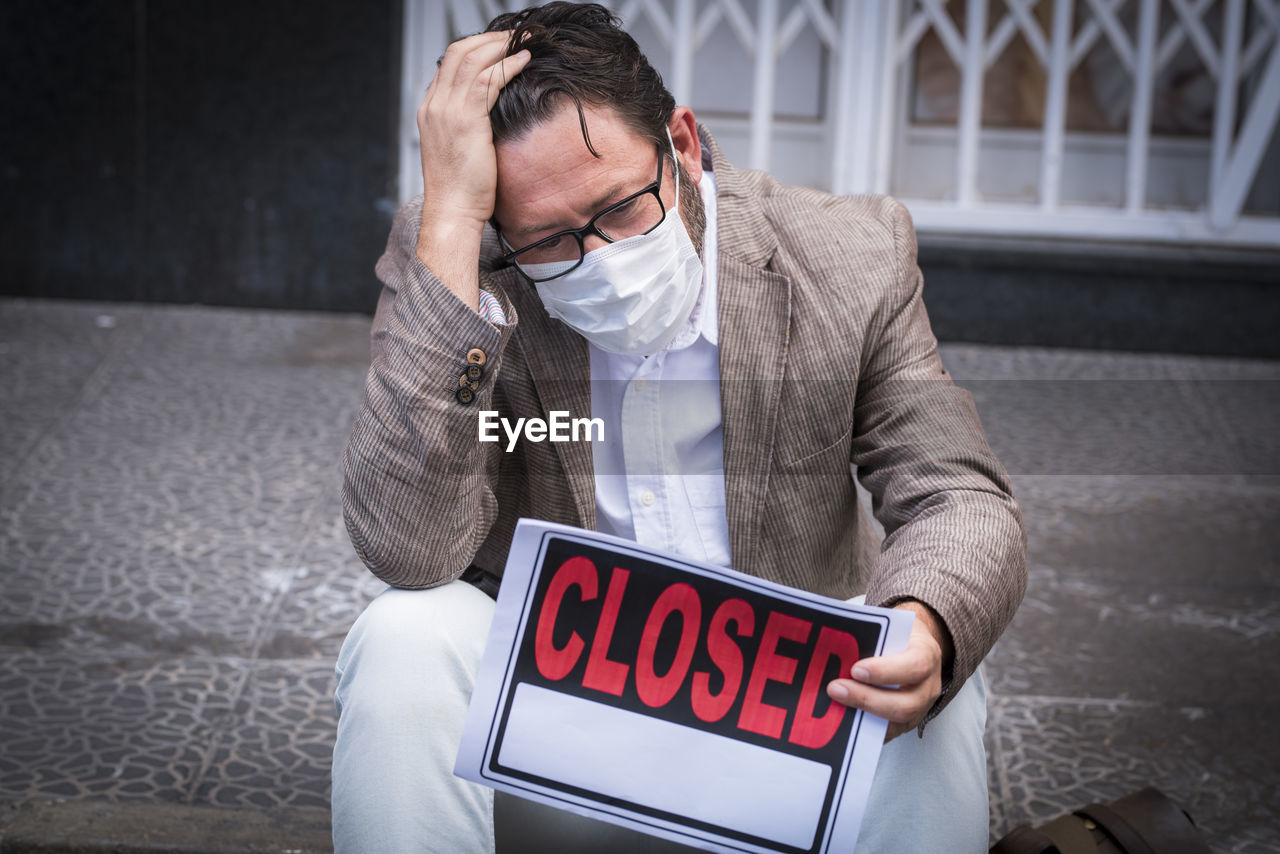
[499,146,669,283]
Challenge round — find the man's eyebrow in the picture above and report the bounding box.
[515,183,629,237]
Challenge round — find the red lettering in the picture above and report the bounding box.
[534,555,859,749]
[581,567,632,696]
[691,598,755,723]
[788,626,861,749]
[635,583,702,708]
[533,556,597,681]
[738,611,811,739]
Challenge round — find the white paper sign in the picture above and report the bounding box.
[455,519,912,853]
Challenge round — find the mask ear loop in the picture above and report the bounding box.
[666,127,680,211]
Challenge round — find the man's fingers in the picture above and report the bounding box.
[420,39,528,139]
[422,36,493,118]
[826,678,929,742]
[432,30,512,92]
[452,35,518,90]
[430,37,529,122]
[827,678,922,725]
[479,49,532,111]
[824,636,944,742]
[848,647,935,687]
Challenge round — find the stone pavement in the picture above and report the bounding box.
[0,297,1276,852]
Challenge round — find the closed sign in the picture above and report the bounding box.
[455,520,910,854]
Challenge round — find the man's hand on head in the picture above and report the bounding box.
[415,31,531,309]
[825,599,954,742]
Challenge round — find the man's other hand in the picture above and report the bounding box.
[825,600,953,741]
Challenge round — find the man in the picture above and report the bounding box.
[334,4,1026,852]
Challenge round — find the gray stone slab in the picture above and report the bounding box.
[1012,474,1280,591]
[0,350,368,657]
[0,799,333,854]
[960,379,1275,476]
[4,300,1278,853]
[113,304,371,372]
[986,695,1279,854]
[940,345,1280,476]
[986,571,1279,706]
[255,513,385,662]
[0,654,241,804]
[191,662,337,812]
[0,515,298,660]
[0,301,134,484]
[940,343,1280,381]
[985,477,1280,705]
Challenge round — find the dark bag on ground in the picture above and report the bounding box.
[990,787,1211,854]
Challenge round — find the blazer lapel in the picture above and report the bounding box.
[717,255,791,578]
[498,268,597,531]
[700,125,793,577]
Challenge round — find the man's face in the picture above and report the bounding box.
[493,102,703,261]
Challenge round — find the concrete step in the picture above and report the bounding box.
[0,800,332,854]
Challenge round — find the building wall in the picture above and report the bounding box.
[4,0,1277,357]
[1,0,399,313]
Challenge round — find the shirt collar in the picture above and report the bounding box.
[666,168,720,350]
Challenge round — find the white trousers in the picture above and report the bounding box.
[332,582,989,853]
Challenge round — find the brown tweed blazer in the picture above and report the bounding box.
[342,127,1027,713]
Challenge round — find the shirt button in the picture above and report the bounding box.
[466,348,487,366]
[640,489,656,506]
[634,378,647,391]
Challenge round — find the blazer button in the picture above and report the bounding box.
[466,348,487,366]
[464,363,485,382]
[456,386,476,406]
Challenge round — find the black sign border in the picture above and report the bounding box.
[477,528,891,854]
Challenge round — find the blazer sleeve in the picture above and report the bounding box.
[341,198,520,588]
[852,199,1027,721]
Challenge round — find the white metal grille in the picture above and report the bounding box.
[399,0,1280,248]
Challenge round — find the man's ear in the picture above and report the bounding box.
[668,106,702,184]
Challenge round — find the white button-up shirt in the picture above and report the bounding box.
[588,171,732,567]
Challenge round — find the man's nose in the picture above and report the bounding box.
[582,233,610,255]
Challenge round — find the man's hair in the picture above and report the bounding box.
[484,3,675,155]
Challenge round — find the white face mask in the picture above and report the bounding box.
[520,136,703,357]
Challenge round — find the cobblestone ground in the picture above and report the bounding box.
[1,298,1276,851]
